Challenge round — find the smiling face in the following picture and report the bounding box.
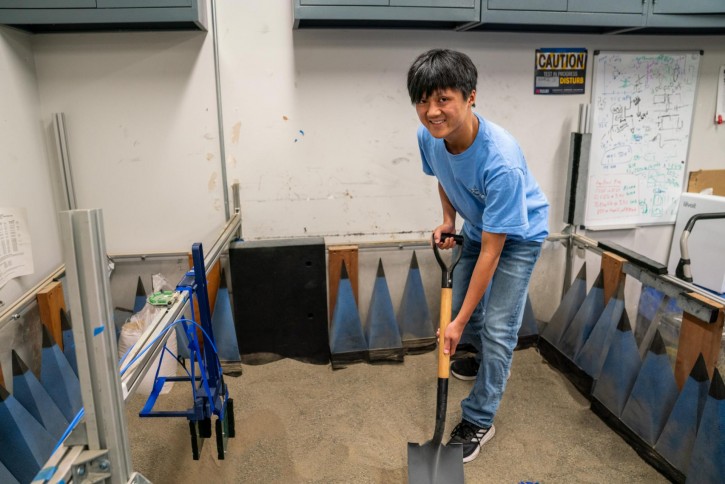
[416,88,477,154]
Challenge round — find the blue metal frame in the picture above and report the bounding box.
[138,243,231,456]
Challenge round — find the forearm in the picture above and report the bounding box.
[438,183,456,226]
[456,232,506,325]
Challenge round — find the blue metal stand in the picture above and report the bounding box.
[138,243,235,460]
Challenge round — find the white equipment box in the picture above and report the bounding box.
[667,193,725,295]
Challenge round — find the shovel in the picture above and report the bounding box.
[407,232,465,484]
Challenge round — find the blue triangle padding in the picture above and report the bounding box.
[329,263,367,367]
[558,271,605,358]
[633,285,665,349]
[365,260,404,362]
[11,351,69,441]
[176,323,191,359]
[656,354,710,474]
[686,369,725,483]
[397,252,434,352]
[620,331,679,446]
[540,264,587,346]
[133,277,147,313]
[591,314,642,417]
[0,460,19,484]
[60,308,78,376]
[518,295,538,338]
[211,287,241,361]
[39,326,83,422]
[0,384,56,484]
[574,285,625,380]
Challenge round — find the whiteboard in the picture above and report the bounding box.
[584,51,701,229]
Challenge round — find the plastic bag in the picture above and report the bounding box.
[118,281,178,395]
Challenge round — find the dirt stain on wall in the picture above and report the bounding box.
[231,122,241,144]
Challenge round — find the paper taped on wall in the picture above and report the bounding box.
[0,207,34,289]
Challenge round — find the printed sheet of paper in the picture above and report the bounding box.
[0,208,34,289]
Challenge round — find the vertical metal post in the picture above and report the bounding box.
[232,182,242,239]
[191,243,221,390]
[60,209,133,483]
[211,0,231,221]
[562,227,573,296]
[53,113,78,211]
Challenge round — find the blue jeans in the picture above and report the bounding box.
[453,234,542,428]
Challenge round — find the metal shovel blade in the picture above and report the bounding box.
[407,440,464,484]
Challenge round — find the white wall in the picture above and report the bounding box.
[6,1,725,316]
[216,1,725,264]
[32,30,226,255]
[0,26,62,310]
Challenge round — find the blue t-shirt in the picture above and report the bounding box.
[419,113,549,243]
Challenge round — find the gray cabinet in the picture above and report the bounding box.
[478,0,645,30]
[0,0,206,32]
[488,1,566,12]
[293,0,480,29]
[300,0,387,5]
[292,0,725,31]
[652,0,725,14]
[569,0,643,15]
[0,1,96,7]
[647,0,725,29]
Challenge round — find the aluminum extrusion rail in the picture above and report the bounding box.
[569,233,724,322]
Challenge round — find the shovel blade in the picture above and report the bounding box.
[407,441,464,484]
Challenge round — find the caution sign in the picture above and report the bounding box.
[534,48,587,95]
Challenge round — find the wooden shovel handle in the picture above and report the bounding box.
[438,287,452,378]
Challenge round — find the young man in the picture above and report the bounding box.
[407,49,549,463]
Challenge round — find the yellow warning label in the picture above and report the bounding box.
[536,52,587,71]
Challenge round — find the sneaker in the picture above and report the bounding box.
[449,420,496,463]
[450,358,513,381]
[450,357,479,381]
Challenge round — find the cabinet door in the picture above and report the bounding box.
[652,0,725,14]
[569,0,643,14]
[0,0,95,7]
[97,0,191,6]
[390,0,475,7]
[300,1,388,6]
[487,0,567,12]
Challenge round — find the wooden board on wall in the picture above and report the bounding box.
[36,280,66,350]
[600,251,627,306]
[674,292,725,389]
[328,245,358,321]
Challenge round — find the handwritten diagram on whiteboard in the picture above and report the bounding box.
[585,51,701,229]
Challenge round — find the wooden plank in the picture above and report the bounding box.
[600,251,627,306]
[36,280,66,350]
[187,255,221,319]
[327,245,359,321]
[674,292,725,389]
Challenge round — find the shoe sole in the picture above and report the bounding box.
[450,368,477,381]
[463,424,496,464]
[450,369,512,382]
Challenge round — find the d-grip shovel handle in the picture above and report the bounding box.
[432,233,463,380]
[432,233,463,289]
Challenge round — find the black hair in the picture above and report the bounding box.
[406,49,478,104]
